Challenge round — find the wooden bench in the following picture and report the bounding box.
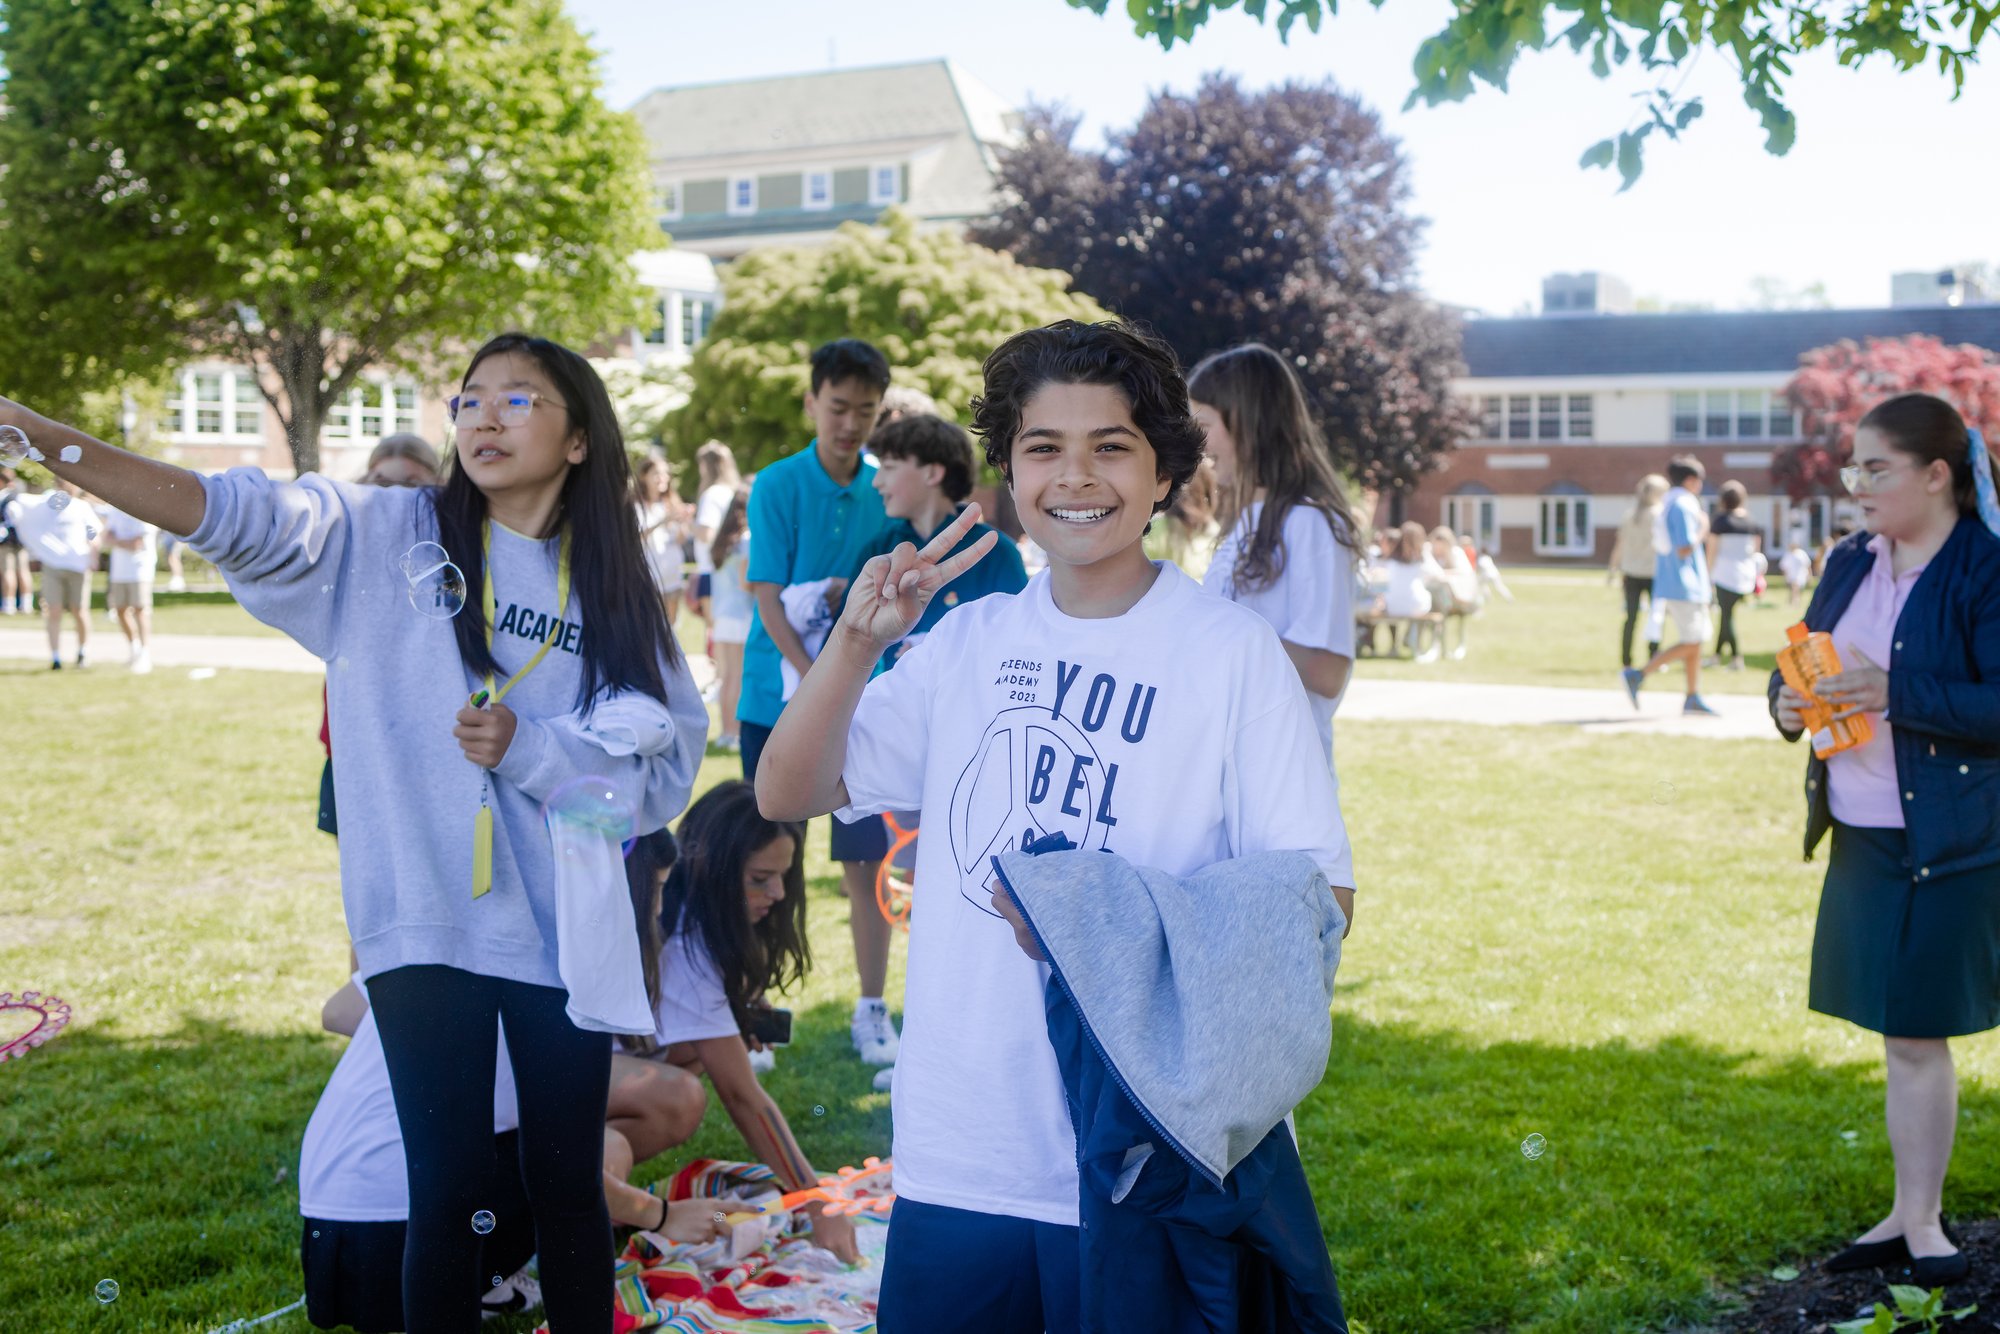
[1355,609,1446,662]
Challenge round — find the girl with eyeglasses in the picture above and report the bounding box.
[1771,392,2000,1289]
[0,331,708,1331]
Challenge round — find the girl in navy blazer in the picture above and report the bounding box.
[1769,392,2000,1288]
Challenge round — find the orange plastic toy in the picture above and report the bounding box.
[1778,623,1875,758]
[777,1156,897,1217]
[873,814,919,933]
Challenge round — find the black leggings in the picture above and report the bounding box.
[370,964,612,1333]
[1621,575,1657,668]
[1716,587,1745,661]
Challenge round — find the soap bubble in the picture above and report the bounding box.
[58,445,82,463]
[399,542,466,619]
[94,1278,119,1303]
[47,492,70,513]
[408,561,467,619]
[471,1209,495,1235]
[812,1105,826,1117]
[713,1211,726,1223]
[543,775,636,841]
[492,1275,503,1287]
[1520,1133,1547,1160]
[0,426,28,467]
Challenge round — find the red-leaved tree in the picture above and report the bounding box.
[1776,335,2000,500]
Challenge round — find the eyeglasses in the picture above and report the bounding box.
[446,390,564,427]
[1840,461,1915,495]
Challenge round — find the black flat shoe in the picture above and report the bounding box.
[1899,1250,1971,1287]
[1825,1236,1910,1272]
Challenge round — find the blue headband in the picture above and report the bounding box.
[1972,428,2000,538]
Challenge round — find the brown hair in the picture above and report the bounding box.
[1392,520,1428,564]
[1187,343,1359,592]
[1858,393,1993,517]
[869,413,977,503]
[1718,480,1747,512]
[695,440,740,491]
[709,486,749,570]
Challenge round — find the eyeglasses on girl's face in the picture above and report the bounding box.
[446,390,564,428]
[1840,460,1917,495]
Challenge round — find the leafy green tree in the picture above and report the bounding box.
[0,0,656,474]
[1069,0,1996,186]
[665,210,1109,473]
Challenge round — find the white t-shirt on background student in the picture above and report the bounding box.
[693,484,735,576]
[646,929,740,1046]
[635,500,686,593]
[103,510,157,585]
[298,1004,518,1223]
[836,564,1353,1228]
[1203,501,1355,765]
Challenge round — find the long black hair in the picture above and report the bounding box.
[658,781,810,1031]
[429,332,679,709]
[1187,343,1361,593]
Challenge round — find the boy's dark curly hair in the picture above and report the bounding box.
[969,320,1206,515]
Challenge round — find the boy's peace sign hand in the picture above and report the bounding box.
[838,504,999,650]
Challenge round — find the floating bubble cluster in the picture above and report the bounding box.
[0,426,29,468]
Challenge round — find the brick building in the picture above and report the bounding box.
[1406,275,2000,563]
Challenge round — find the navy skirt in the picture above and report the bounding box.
[1809,822,2000,1038]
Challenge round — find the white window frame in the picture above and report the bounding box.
[657,180,682,222]
[1506,394,1533,440]
[804,169,833,211]
[231,375,263,438]
[869,162,900,206]
[171,367,264,443]
[1671,391,1701,441]
[322,379,421,447]
[1674,388,1801,441]
[680,295,715,348]
[1477,395,1503,440]
[1446,495,1498,554]
[1535,495,1592,557]
[727,175,757,216]
[1566,393,1594,440]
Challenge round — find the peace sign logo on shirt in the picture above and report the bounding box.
[946,706,1112,919]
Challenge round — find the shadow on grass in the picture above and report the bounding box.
[0,1000,890,1333]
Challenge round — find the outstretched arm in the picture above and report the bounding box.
[0,400,206,536]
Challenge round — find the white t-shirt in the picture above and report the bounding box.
[836,563,1352,1227]
[12,493,98,573]
[298,1006,518,1222]
[104,510,157,585]
[636,500,686,591]
[693,484,735,574]
[1382,556,1438,618]
[1203,502,1355,765]
[648,928,740,1045]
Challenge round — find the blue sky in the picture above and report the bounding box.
[566,0,1998,317]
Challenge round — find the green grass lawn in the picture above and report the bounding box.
[1352,567,1811,696]
[9,663,1990,1332]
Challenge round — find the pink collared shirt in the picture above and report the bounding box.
[1826,534,1930,829]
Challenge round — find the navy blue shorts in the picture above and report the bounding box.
[877,1198,1080,1333]
[830,810,889,863]
[738,720,772,783]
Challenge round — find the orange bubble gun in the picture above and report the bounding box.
[1778,623,1874,759]
[777,1156,896,1217]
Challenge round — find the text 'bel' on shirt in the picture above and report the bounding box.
[189,470,707,989]
[1202,500,1356,767]
[836,562,1354,1227]
[737,442,893,729]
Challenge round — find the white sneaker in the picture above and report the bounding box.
[131,648,153,675]
[851,1001,899,1066]
[166,575,186,593]
[480,1260,543,1320]
[747,1046,776,1076]
[871,1065,895,1093]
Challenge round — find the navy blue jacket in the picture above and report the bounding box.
[1767,516,2000,876]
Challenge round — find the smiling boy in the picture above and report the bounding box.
[756,321,1355,1330]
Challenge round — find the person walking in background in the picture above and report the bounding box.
[1623,456,1720,716]
[1707,480,1762,670]
[1770,392,2000,1289]
[101,504,157,673]
[1781,532,1814,607]
[689,440,741,628]
[11,477,100,669]
[1608,474,1668,670]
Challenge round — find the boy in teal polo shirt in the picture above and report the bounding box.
[740,337,899,1064]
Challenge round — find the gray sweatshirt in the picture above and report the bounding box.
[190,469,707,989]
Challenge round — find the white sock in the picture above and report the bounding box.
[854,997,885,1019]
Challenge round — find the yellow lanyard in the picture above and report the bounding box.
[471,521,571,898]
